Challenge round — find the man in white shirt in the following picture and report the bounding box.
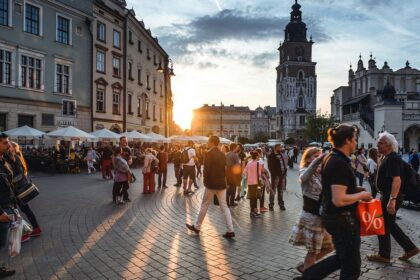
[182,141,196,195]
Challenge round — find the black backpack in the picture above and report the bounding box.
[181,148,191,164]
[401,159,419,196]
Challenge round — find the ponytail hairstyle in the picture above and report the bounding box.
[327,124,359,148]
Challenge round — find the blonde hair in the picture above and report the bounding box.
[300,147,322,168]
[10,141,28,175]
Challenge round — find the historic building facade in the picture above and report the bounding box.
[0,0,175,136]
[92,0,125,133]
[275,0,317,141]
[125,8,173,135]
[191,104,251,139]
[0,0,93,132]
[250,106,276,140]
[331,55,420,151]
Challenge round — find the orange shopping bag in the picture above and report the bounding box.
[356,199,385,236]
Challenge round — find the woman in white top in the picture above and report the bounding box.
[366,148,378,198]
[142,148,159,194]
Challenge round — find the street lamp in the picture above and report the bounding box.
[220,102,224,137]
[157,58,175,76]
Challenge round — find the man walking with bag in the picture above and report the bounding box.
[367,132,419,263]
[268,144,288,211]
[0,133,17,278]
[186,136,235,239]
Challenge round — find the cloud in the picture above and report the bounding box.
[155,8,331,57]
[252,52,278,67]
[197,62,219,69]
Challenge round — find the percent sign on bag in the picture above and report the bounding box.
[357,199,385,236]
[361,209,383,231]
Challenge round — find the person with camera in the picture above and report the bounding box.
[0,133,17,278]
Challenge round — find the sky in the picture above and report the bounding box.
[126,0,420,129]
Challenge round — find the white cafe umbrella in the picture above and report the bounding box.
[219,137,232,144]
[191,135,209,144]
[90,128,121,142]
[46,126,97,141]
[121,131,152,142]
[168,135,193,143]
[147,132,170,143]
[4,125,44,139]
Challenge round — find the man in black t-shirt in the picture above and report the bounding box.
[367,132,419,263]
[299,124,372,280]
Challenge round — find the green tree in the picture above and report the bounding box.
[285,137,296,145]
[304,111,337,145]
[253,132,269,143]
[237,137,250,144]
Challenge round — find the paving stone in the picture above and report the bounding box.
[6,165,420,279]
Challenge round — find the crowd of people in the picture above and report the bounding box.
[1,124,420,279]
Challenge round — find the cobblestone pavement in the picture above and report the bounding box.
[8,164,420,280]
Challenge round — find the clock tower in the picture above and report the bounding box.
[276,0,317,142]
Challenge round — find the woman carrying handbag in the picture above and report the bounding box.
[6,142,41,242]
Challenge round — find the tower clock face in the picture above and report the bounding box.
[295,47,304,56]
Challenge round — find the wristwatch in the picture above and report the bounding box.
[389,196,397,201]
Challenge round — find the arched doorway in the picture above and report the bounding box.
[110,124,122,134]
[404,125,420,152]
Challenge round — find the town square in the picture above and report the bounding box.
[1,0,420,279]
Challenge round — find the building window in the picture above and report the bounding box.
[18,114,34,127]
[96,88,105,112]
[56,15,71,44]
[137,40,142,52]
[41,113,54,126]
[153,105,156,121]
[153,79,156,93]
[0,0,10,26]
[55,63,70,94]
[62,100,76,116]
[20,55,42,89]
[112,89,120,114]
[97,22,105,41]
[112,57,120,77]
[128,94,132,114]
[128,62,133,80]
[137,98,142,116]
[153,54,157,66]
[159,108,163,123]
[299,115,305,126]
[24,3,41,35]
[128,30,133,44]
[145,102,149,119]
[298,95,304,108]
[146,74,150,90]
[0,113,6,131]
[113,30,120,48]
[137,68,142,85]
[146,48,150,60]
[96,51,105,73]
[0,49,12,85]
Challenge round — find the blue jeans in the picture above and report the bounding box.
[302,212,361,280]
